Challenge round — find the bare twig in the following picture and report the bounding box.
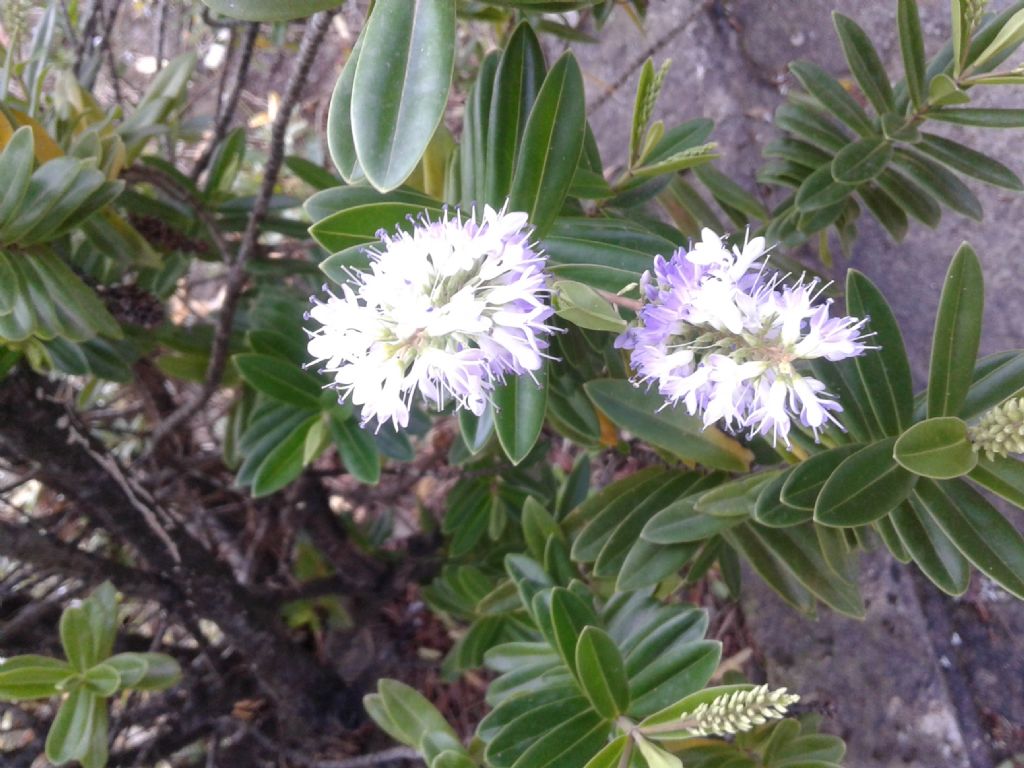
[315,747,423,768]
[191,21,260,181]
[151,10,334,449]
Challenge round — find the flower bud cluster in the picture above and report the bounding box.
[969,396,1024,460]
[687,684,800,736]
[614,229,870,446]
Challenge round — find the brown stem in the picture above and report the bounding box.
[151,10,334,449]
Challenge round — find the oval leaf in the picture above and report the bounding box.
[351,0,456,191]
[894,417,978,479]
[814,438,918,526]
[575,626,630,719]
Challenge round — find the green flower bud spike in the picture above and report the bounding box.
[968,396,1024,460]
[687,685,800,737]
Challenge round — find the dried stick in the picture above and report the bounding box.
[191,21,260,181]
[151,11,333,449]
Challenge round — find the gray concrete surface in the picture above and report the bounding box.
[554,1,1024,766]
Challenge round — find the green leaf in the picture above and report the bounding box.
[930,108,1024,128]
[104,654,148,689]
[251,413,319,497]
[626,639,721,718]
[781,444,863,511]
[582,736,628,768]
[234,354,322,411]
[893,500,970,595]
[0,127,35,230]
[486,22,547,206]
[693,164,770,222]
[859,184,909,242]
[328,411,381,484]
[636,736,683,768]
[917,133,1023,191]
[45,688,104,766]
[917,479,1024,598]
[831,138,892,184]
[960,352,1024,420]
[377,679,461,759]
[201,0,343,21]
[309,202,442,253]
[972,8,1024,70]
[897,0,927,108]
[894,417,977,479]
[571,471,674,563]
[749,524,864,617]
[642,488,747,545]
[351,0,456,191]
[969,455,1024,508]
[494,365,548,465]
[0,656,73,701]
[551,280,626,332]
[82,664,120,697]
[789,61,874,137]
[774,103,848,153]
[508,53,586,238]
[574,627,630,719]
[753,469,808,528]
[814,438,918,526]
[0,252,122,343]
[795,165,854,212]
[846,270,914,434]
[876,169,941,227]
[584,379,752,472]
[832,13,896,114]
[928,244,984,418]
[460,52,500,208]
[892,150,982,220]
[327,38,365,183]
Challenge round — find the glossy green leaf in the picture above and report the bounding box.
[327,38,365,183]
[460,52,500,207]
[832,13,895,113]
[753,468,808,527]
[846,269,914,434]
[626,639,721,718]
[814,438,917,526]
[893,499,971,595]
[575,627,630,719]
[781,444,863,511]
[584,379,752,472]
[636,736,682,768]
[329,411,381,485]
[789,61,874,137]
[897,0,927,108]
[508,53,586,237]
[486,22,547,206]
[251,414,319,497]
[749,524,864,617]
[894,417,977,479]
[918,479,1024,598]
[309,202,441,253]
[928,244,984,418]
[959,351,1024,420]
[551,280,626,332]
[571,470,674,562]
[774,103,848,153]
[104,654,148,690]
[494,364,548,465]
[201,0,342,21]
[0,127,36,230]
[969,455,1024,508]
[831,138,892,184]
[582,736,628,768]
[234,354,321,411]
[351,0,456,191]
[459,404,496,454]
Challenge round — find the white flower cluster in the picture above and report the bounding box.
[306,206,554,430]
[615,229,870,446]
